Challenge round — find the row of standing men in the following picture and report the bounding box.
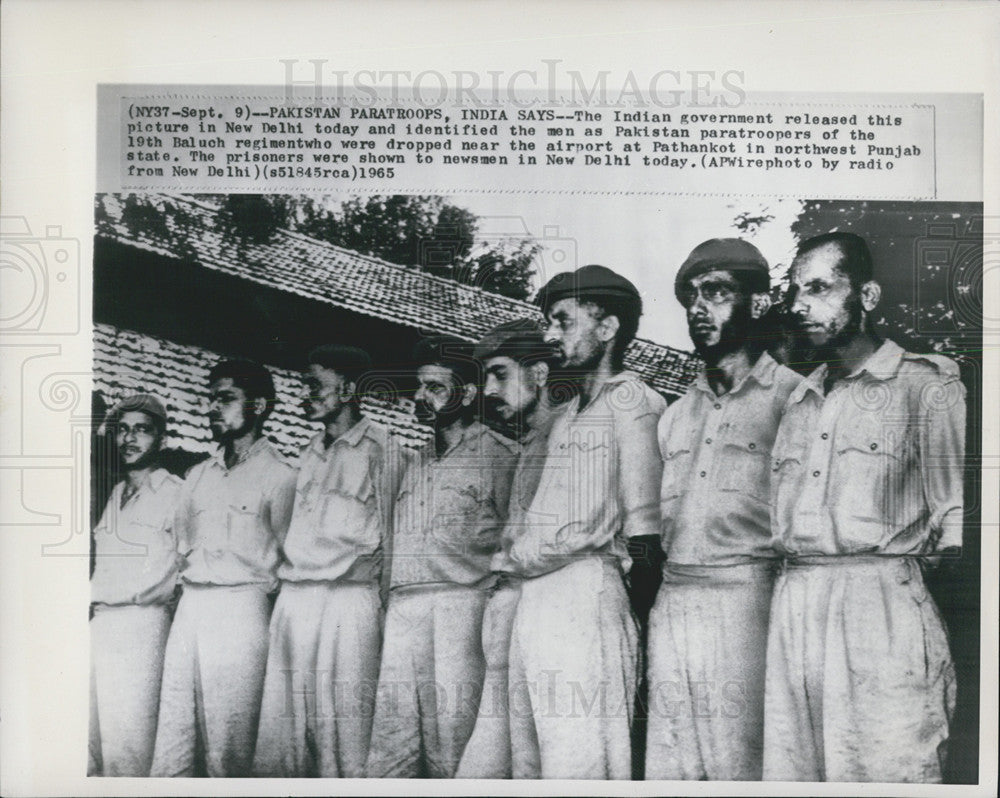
[90,232,964,782]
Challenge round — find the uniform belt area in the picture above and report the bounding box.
[784,553,921,568]
[389,580,493,596]
[662,560,778,585]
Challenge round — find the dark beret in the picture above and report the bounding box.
[536,264,641,313]
[674,238,770,302]
[411,335,478,385]
[106,393,168,429]
[473,318,554,364]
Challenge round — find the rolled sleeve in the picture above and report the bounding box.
[617,400,664,540]
[920,376,966,552]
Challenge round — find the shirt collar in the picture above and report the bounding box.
[148,467,172,492]
[209,435,270,471]
[426,419,485,460]
[309,415,372,455]
[850,338,905,382]
[576,369,642,405]
[789,339,906,404]
[521,403,557,446]
[692,350,778,398]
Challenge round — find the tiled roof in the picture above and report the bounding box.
[95,193,700,399]
[93,323,432,460]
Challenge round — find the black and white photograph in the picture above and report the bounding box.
[1,2,997,797]
[87,184,985,784]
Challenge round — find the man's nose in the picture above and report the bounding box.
[484,374,500,397]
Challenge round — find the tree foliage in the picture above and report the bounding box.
[218,194,538,300]
[101,193,540,301]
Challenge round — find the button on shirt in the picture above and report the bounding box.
[490,407,557,575]
[280,417,401,585]
[91,468,184,606]
[508,371,666,577]
[390,421,518,589]
[659,352,802,565]
[771,339,965,557]
[175,437,296,589]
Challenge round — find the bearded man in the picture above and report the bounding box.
[764,232,964,783]
[645,239,801,780]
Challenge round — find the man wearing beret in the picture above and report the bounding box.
[89,393,184,776]
[645,239,802,780]
[506,265,666,779]
[365,336,519,778]
[456,319,558,778]
[764,233,963,782]
[254,345,402,777]
[151,360,296,777]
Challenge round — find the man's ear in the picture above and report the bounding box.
[859,280,881,312]
[530,360,550,388]
[252,396,268,417]
[461,382,478,407]
[597,313,620,343]
[342,380,358,402]
[750,291,772,320]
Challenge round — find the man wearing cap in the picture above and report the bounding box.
[764,233,963,782]
[253,345,401,778]
[455,319,557,779]
[365,335,519,778]
[151,359,296,777]
[89,393,183,776]
[505,265,665,779]
[644,239,802,781]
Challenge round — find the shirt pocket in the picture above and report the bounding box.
[832,418,910,526]
[318,459,377,549]
[227,490,266,554]
[718,433,771,503]
[770,437,808,529]
[660,426,695,501]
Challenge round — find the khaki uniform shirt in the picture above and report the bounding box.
[91,468,183,606]
[490,407,557,575]
[659,352,802,565]
[175,437,296,589]
[390,420,519,589]
[280,417,402,587]
[508,371,666,577]
[771,339,965,557]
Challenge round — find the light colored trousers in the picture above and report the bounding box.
[253,581,383,777]
[150,584,271,777]
[645,561,775,781]
[508,558,639,780]
[764,557,956,783]
[455,579,522,779]
[365,584,489,778]
[89,604,172,776]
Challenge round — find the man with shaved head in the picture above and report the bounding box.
[764,232,964,782]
